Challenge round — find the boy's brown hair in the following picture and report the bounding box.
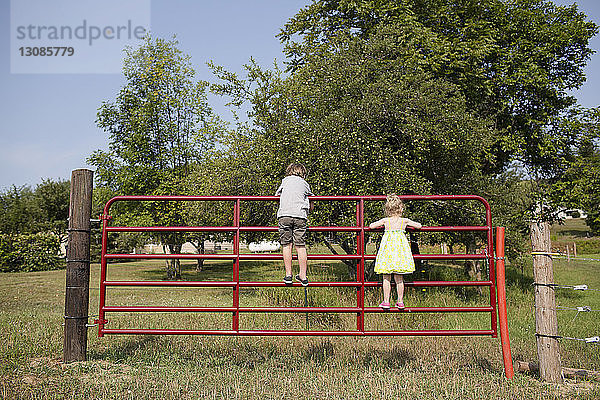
[285,163,307,179]
[384,194,404,217]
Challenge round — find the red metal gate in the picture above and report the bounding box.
[97,195,502,338]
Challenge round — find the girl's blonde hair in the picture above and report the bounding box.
[384,194,404,217]
[285,163,307,179]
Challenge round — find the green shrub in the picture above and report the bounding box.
[0,233,62,272]
[575,237,600,255]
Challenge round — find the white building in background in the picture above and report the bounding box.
[136,240,281,254]
[138,241,236,254]
[535,202,588,220]
[248,241,281,252]
[557,209,588,220]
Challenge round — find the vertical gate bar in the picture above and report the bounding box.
[486,201,497,336]
[358,199,365,332]
[495,227,514,379]
[233,199,240,332]
[354,202,361,331]
[355,202,359,331]
[98,210,109,338]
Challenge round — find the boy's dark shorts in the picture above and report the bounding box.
[278,216,308,246]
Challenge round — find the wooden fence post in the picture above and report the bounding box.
[530,221,562,383]
[63,169,93,363]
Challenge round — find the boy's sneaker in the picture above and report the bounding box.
[283,275,293,285]
[295,274,309,287]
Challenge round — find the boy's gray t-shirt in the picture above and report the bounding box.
[275,175,313,219]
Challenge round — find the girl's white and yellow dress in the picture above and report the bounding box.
[374,226,415,275]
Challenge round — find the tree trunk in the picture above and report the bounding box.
[464,240,483,294]
[440,243,448,254]
[340,238,357,279]
[188,236,205,272]
[323,238,357,279]
[164,243,182,280]
[196,239,205,272]
[409,232,421,269]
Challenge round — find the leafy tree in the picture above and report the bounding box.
[88,36,221,279]
[0,233,61,272]
[0,179,69,272]
[208,0,596,276]
[579,148,600,235]
[211,38,493,194]
[210,30,501,277]
[34,179,70,241]
[231,0,598,268]
[551,107,600,234]
[0,185,39,234]
[278,0,598,172]
[0,179,69,238]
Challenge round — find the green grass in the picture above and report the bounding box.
[1,255,599,399]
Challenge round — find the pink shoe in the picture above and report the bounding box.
[395,301,405,309]
[379,302,390,310]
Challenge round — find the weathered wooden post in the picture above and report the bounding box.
[530,221,562,383]
[63,169,93,363]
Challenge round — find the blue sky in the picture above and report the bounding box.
[0,0,599,190]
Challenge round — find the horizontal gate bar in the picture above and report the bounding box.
[103,280,493,288]
[105,254,237,260]
[100,328,495,336]
[104,280,238,287]
[102,305,493,313]
[104,253,488,260]
[103,194,490,203]
[105,225,490,233]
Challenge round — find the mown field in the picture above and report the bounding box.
[1,223,599,399]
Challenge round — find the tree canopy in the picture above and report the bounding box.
[0,179,69,238]
[551,107,600,233]
[278,0,598,172]
[210,27,506,277]
[212,32,494,199]
[207,0,600,265]
[0,179,69,273]
[89,36,219,195]
[88,36,223,278]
